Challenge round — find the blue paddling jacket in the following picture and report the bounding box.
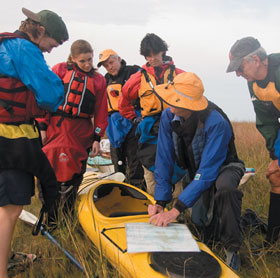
[154,102,244,209]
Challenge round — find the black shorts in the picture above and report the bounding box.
[0,169,34,206]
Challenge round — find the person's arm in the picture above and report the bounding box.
[255,106,279,160]
[92,73,108,140]
[13,40,64,111]
[176,111,232,208]
[36,113,51,145]
[147,109,175,220]
[119,72,141,120]
[153,108,176,202]
[149,110,181,226]
[52,62,68,79]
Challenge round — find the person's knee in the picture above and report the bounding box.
[215,168,242,192]
[216,178,237,192]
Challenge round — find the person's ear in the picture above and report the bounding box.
[70,54,76,63]
[38,25,46,38]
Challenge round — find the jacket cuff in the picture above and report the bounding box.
[174,199,187,213]
[270,151,278,160]
[156,200,168,208]
[93,134,101,142]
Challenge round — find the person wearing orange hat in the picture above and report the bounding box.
[97,49,144,188]
[148,72,245,271]
[0,7,68,277]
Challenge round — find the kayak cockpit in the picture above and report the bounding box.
[92,182,152,217]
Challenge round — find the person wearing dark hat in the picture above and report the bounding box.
[227,36,280,250]
[119,33,185,196]
[0,7,68,276]
[97,49,144,188]
[148,72,245,271]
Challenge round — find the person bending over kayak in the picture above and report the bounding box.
[37,40,108,224]
[0,7,68,278]
[148,72,245,271]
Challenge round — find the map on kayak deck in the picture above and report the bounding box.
[125,222,200,253]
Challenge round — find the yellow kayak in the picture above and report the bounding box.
[78,180,239,278]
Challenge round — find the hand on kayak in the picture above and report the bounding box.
[148,208,180,227]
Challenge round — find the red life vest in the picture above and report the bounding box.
[0,32,45,123]
[56,67,96,118]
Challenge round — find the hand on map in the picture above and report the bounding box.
[148,207,180,227]
[148,204,164,216]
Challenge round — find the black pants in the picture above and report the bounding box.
[110,124,144,188]
[196,167,244,252]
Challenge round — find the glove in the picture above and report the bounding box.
[133,116,142,124]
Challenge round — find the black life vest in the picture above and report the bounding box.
[173,101,242,178]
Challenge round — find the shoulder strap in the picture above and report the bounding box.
[167,65,176,82]
[141,68,156,91]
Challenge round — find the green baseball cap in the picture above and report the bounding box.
[22,7,69,44]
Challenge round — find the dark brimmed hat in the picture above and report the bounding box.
[154,72,208,111]
[22,7,68,44]
[226,36,261,73]
[97,49,118,67]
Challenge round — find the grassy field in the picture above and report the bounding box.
[10,121,280,278]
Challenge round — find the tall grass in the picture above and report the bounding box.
[10,122,280,278]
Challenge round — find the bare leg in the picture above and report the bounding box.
[0,204,23,278]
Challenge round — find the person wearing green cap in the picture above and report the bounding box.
[148,72,245,271]
[227,36,280,252]
[0,7,68,277]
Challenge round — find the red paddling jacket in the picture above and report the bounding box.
[38,62,108,182]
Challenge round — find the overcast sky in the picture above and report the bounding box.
[2,0,280,121]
